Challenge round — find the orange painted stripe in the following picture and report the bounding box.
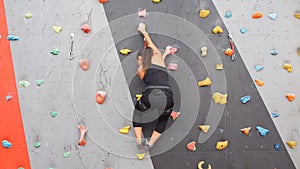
[0,0,31,168]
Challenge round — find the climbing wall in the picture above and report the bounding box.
[0,0,299,169]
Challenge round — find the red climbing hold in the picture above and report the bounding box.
[187,141,196,151]
[99,0,108,4]
[77,124,88,146]
[81,24,91,34]
[252,11,263,19]
[79,59,90,71]
[96,91,106,104]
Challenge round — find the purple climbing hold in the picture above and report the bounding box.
[274,143,280,151]
[271,112,279,118]
[5,95,12,101]
[240,95,251,104]
[2,140,12,148]
[7,34,19,41]
[256,126,270,136]
[254,65,264,72]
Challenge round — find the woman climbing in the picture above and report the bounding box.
[133,23,175,151]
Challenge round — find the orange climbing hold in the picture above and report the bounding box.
[224,48,234,56]
[240,127,251,135]
[255,79,264,86]
[77,124,88,146]
[79,59,90,71]
[252,11,263,19]
[99,0,108,4]
[81,24,91,34]
[96,91,106,104]
[285,93,295,102]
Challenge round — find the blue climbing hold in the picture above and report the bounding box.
[256,126,270,136]
[267,13,277,20]
[240,95,251,104]
[7,35,19,41]
[240,28,247,34]
[2,140,12,148]
[271,112,279,118]
[225,11,232,18]
[274,143,280,151]
[254,65,264,72]
[5,95,12,101]
[270,49,278,55]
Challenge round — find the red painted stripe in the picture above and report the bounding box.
[0,0,31,168]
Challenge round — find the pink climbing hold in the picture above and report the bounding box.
[168,63,178,71]
[81,24,91,34]
[138,9,147,17]
[170,111,180,120]
[77,124,88,146]
[96,91,106,104]
[79,59,90,71]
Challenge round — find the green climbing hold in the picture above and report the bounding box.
[17,167,24,169]
[48,168,54,169]
[19,80,30,87]
[63,151,71,158]
[50,48,59,55]
[50,111,58,118]
[34,142,41,148]
[25,12,32,19]
[36,79,44,86]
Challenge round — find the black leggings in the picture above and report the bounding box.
[133,87,174,133]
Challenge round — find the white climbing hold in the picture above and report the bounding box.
[267,13,277,20]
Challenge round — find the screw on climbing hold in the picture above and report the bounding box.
[254,79,264,86]
[138,9,147,18]
[135,94,142,101]
[198,161,212,169]
[78,124,88,146]
[19,80,30,87]
[256,126,270,136]
[297,47,300,56]
[271,112,279,118]
[167,63,178,71]
[212,26,223,34]
[200,46,208,57]
[52,25,62,33]
[198,77,211,87]
[252,11,263,19]
[152,0,160,3]
[99,0,108,4]
[120,49,131,55]
[79,59,90,71]
[224,48,233,56]
[50,111,58,118]
[136,153,145,160]
[225,11,232,18]
[216,140,228,150]
[240,127,251,135]
[212,92,228,105]
[199,10,210,18]
[119,126,131,134]
[285,93,295,102]
[240,95,251,104]
[7,34,19,41]
[17,167,24,169]
[286,141,297,149]
[2,140,12,148]
[186,141,196,151]
[199,125,210,133]
[63,151,71,158]
[274,143,280,151]
[215,64,223,70]
[34,142,41,148]
[240,28,247,34]
[270,49,278,55]
[294,12,300,19]
[81,24,91,34]
[50,48,59,55]
[167,46,178,55]
[36,79,45,86]
[170,111,180,120]
[267,13,277,20]
[69,33,75,60]
[25,12,33,19]
[96,91,106,104]
[5,95,12,101]
[254,65,264,72]
[283,63,292,73]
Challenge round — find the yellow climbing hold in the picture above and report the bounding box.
[297,47,300,56]
[212,26,223,34]
[283,63,292,73]
[294,12,300,19]
[216,64,223,70]
[286,141,297,149]
[199,10,210,18]
[212,92,228,105]
[198,77,211,87]
[198,161,212,169]
[120,49,131,55]
[136,94,142,101]
[216,140,228,150]
[119,126,131,134]
[152,0,160,3]
[136,153,145,160]
[52,25,63,33]
[199,125,210,133]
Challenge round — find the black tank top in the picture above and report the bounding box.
[143,64,169,87]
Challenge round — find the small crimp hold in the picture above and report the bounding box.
[212,92,228,105]
[170,111,180,120]
[286,141,297,149]
[119,126,131,134]
[96,91,106,104]
[199,10,210,18]
[167,63,178,71]
[199,125,210,133]
[2,140,12,148]
[274,143,280,151]
[81,23,91,34]
[216,140,228,150]
[294,12,300,19]
[225,11,232,18]
[252,11,263,19]
[136,153,145,160]
[25,12,33,19]
[240,28,247,34]
[240,95,251,104]
[63,151,71,158]
[271,112,279,118]
[255,79,264,86]
[198,161,212,169]
[212,26,223,34]
[256,126,270,136]
[138,9,147,18]
[5,95,12,101]
[297,47,300,56]
[198,77,211,87]
[36,79,44,86]
[201,46,208,56]
[270,49,278,55]
[216,64,223,70]
[7,34,19,41]
[50,48,59,55]
[283,63,292,73]
[224,48,233,56]
[136,94,142,101]
[152,0,160,3]
[52,25,63,33]
[285,93,295,102]
[99,0,108,4]
[267,13,277,20]
[34,142,41,148]
[240,127,251,135]
[50,111,58,118]
[186,141,196,151]
[78,124,88,146]
[120,49,131,55]
[19,80,30,87]
[79,59,90,71]
[254,65,264,72]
